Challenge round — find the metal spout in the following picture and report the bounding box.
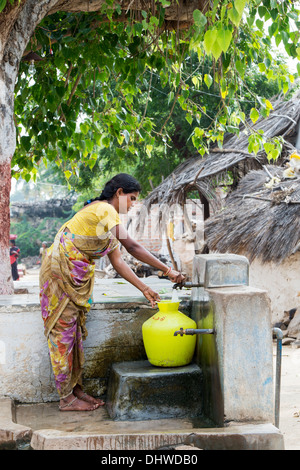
[174,328,214,336]
[173,281,204,290]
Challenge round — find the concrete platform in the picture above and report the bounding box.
[1,272,190,306]
[0,398,285,450]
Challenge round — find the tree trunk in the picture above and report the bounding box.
[0,161,13,294]
[0,0,60,294]
[0,50,19,294]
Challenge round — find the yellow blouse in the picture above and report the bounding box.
[63,201,121,237]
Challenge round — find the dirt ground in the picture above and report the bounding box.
[277,344,300,450]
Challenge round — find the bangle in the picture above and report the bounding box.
[163,267,171,276]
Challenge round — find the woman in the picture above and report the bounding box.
[39,174,185,412]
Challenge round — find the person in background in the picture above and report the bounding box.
[39,241,48,263]
[10,239,20,281]
[39,173,185,412]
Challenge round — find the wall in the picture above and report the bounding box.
[0,301,154,403]
[249,252,300,323]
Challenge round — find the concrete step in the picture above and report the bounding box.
[106,361,203,421]
[0,399,285,450]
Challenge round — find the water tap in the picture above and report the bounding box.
[173,281,204,290]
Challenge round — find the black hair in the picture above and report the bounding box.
[84,173,141,206]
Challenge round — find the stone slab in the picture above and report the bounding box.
[193,254,249,288]
[29,422,284,450]
[106,361,203,421]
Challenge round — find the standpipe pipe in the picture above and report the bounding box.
[273,327,283,429]
[174,328,214,336]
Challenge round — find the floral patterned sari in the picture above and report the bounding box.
[39,228,119,398]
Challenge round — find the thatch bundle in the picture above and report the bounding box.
[205,165,300,263]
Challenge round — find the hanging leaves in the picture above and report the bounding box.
[6,0,300,185]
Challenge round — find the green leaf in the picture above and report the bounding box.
[146,144,152,157]
[258,62,266,72]
[258,6,267,18]
[275,34,282,47]
[264,142,275,154]
[87,158,97,170]
[211,39,223,61]
[191,76,199,88]
[80,123,90,135]
[228,6,241,27]
[216,29,232,54]
[234,0,246,16]
[250,108,259,124]
[0,0,7,13]
[159,0,171,7]
[185,113,193,125]
[265,100,273,110]
[256,19,264,30]
[203,30,217,55]
[64,170,72,180]
[282,80,289,94]
[85,139,94,153]
[268,148,280,160]
[204,74,213,89]
[268,22,278,37]
[20,136,31,152]
[167,91,174,104]
[235,59,246,77]
[193,9,207,29]
[116,147,125,158]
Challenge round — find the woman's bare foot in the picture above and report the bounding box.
[59,393,100,412]
[73,384,105,407]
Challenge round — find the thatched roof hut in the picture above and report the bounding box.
[205,165,300,263]
[204,163,300,324]
[140,91,300,225]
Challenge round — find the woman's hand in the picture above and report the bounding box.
[142,286,161,308]
[168,269,186,284]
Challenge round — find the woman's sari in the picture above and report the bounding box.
[39,228,119,398]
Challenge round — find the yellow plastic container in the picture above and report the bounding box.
[142,300,197,367]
